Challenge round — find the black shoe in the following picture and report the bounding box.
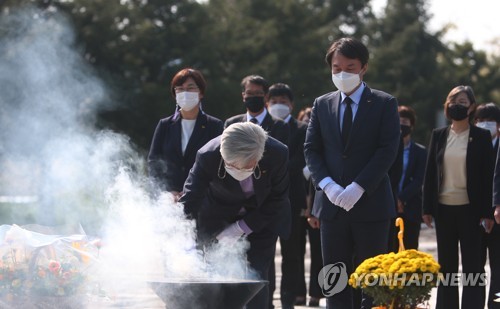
[308,297,320,307]
[295,296,306,306]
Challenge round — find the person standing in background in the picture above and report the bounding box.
[224,75,289,146]
[473,102,500,309]
[422,85,494,309]
[304,37,400,309]
[148,68,223,200]
[296,107,323,307]
[393,105,426,250]
[265,83,307,309]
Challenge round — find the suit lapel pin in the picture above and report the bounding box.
[202,125,206,129]
[469,137,473,143]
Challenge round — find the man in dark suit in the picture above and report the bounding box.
[266,83,308,309]
[394,105,427,250]
[474,103,500,309]
[224,75,289,146]
[179,122,291,309]
[304,37,400,309]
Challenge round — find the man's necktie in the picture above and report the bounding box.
[342,97,353,146]
[250,118,258,124]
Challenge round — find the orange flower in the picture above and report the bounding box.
[48,260,61,274]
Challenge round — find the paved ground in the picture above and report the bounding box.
[272,224,494,309]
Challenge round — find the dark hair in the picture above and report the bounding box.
[398,105,417,127]
[443,85,476,122]
[240,75,269,93]
[268,83,294,102]
[325,37,369,68]
[170,68,207,97]
[297,107,312,122]
[474,103,500,123]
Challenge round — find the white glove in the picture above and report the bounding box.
[302,166,312,180]
[216,221,245,245]
[334,182,365,211]
[324,182,344,206]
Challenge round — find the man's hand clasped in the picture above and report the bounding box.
[324,181,364,212]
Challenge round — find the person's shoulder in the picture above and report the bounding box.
[266,136,289,154]
[204,113,223,124]
[471,125,494,141]
[315,91,337,103]
[364,86,396,103]
[225,114,245,124]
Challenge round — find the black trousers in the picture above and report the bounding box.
[297,216,323,299]
[435,204,484,309]
[268,210,302,307]
[246,229,279,309]
[480,223,500,309]
[320,211,390,309]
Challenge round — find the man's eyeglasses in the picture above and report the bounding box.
[174,86,199,93]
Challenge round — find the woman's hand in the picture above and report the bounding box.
[422,214,433,228]
[480,218,494,234]
[307,216,320,229]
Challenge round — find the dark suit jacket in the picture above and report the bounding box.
[147,112,223,192]
[422,126,494,220]
[179,136,291,239]
[494,140,500,206]
[304,86,400,222]
[224,112,290,146]
[287,117,308,214]
[398,141,427,223]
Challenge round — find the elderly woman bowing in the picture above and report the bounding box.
[179,122,291,309]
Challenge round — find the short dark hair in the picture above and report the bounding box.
[474,103,500,123]
[268,83,294,102]
[325,37,369,68]
[398,105,417,127]
[170,68,206,97]
[444,85,476,122]
[240,75,269,93]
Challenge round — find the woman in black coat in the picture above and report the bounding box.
[148,68,223,200]
[422,85,494,309]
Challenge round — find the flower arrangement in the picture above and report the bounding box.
[0,224,99,304]
[349,249,440,308]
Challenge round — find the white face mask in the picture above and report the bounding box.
[176,91,199,111]
[225,165,254,181]
[476,121,498,138]
[268,103,291,120]
[331,71,361,94]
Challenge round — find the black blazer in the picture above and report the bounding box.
[147,112,223,192]
[179,136,291,239]
[494,140,500,206]
[422,125,494,220]
[304,85,400,222]
[288,117,308,213]
[224,112,290,146]
[398,141,427,223]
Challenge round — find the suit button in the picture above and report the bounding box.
[342,155,348,159]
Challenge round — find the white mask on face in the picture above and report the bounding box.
[268,103,291,120]
[176,91,199,111]
[331,71,361,94]
[225,165,254,181]
[476,121,498,138]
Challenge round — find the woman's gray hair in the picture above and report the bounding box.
[220,122,268,166]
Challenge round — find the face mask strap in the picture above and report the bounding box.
[217,158,226,179]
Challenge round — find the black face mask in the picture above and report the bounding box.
[448,104,469,121]
[401,125,412,138]
[244,96,265,113]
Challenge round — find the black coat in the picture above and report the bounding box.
[287,117,308,213]
[179,136,291,239]
[422,125,494,220]
[147,112,223,192]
